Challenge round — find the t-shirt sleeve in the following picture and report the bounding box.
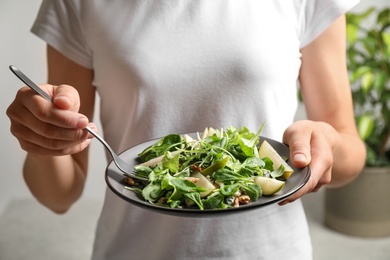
[31,0,93,69]
[299,0,359,48]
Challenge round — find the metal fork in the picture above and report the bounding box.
[9,65,147,181]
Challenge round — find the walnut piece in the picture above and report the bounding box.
[125,177,136,186]
[238,195,251,205]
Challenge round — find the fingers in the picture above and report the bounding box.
[29,85,89,129]
[279,121,334,205]
[283,122,312,168]
[6,84,94,156]
[19,134,92,156]
[279,153,332,205]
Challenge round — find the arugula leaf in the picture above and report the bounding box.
[142,183,163,202]
[220,183,240,196]
[270,164,285,178]
[261,157,274,171]
[169,200,181,208]
[202,193,224,209]
[240,183,261,201]
[237,124,264,157]
[134,165,153,178]
[213,169,252,183]
[240,157,266,176]
[138,134,183,162]
[169,177,203,193]
[184,192,204,210]
[162,151,181,173]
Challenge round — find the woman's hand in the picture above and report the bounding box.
[279,120,338,205]
[6,83,96,156]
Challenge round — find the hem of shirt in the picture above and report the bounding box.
[30,24,93,69]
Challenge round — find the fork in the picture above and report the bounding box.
[9,65,148,181]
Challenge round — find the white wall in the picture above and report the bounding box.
[0,0,388,214]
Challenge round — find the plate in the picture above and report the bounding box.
[105,135,311,217]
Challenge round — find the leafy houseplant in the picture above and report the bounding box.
[324,7,390,238]
[346,7,390,166]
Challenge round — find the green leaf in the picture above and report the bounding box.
[382,31,390,56]
[237,124,264,158]
[169,177,204,193]
[347,23,359,44]
[142,183,163,202]
[361,71,375,94]
[377,8,390,26]
[260,157,274,171]
[350,66,372,83]
[357,114,375,141]
[212,169,252,183]
[270,164,285,178]
[169,200,181,208]
[220,183,240,196]
[373,71,388,92]
[362,35,378,57]
[138,134,183,162]
[240,183,261,201]
[237,157,267,177]
[346,7,376,25]
[134,165,153,178]
[184,192,204,210]
[202,193,224,209]
[162,151,180,173]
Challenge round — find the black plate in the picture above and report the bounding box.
[105,135,311,217]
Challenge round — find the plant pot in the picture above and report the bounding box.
[324,167,390,237]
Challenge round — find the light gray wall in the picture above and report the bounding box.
[0,1,107,214]
[1,0,388,214]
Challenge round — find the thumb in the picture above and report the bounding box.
[283,123,312,168]
[52,84,81,112]
[288,138,311,168]
[291,152,310,168]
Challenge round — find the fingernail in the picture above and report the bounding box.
[77,117,89,128]
[293,154,307,163]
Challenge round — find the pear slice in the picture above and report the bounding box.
[201,127,217,139]
[201,156,229,176]
[183,134,195,144]
[258,140,294,179]
[254,176,285,195]
[190,170,216,198]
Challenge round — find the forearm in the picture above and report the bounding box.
[329,131,366,188]
[23,152,87,213]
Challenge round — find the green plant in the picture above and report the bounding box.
[346,7,390,166]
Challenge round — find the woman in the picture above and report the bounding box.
[7,0,365,259]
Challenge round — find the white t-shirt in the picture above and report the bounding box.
[31,1,358,259]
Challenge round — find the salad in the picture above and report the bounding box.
[125,125,294,210]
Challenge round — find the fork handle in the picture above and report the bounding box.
[10,65,53,102]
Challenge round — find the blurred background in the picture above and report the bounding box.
[1,1,389,260]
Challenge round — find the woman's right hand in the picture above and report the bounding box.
[6,84,95,156]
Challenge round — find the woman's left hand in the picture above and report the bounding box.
[279,120,338,205]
